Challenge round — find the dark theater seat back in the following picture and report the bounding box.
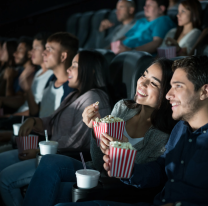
[66,13,81,36]
[84,9,110,49]
[77,11,94,48]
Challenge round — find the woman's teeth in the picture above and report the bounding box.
[138,90,147,96]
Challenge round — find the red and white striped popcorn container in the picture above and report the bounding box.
[109,145,137,178]
[16,135,39,153]
[93,121,125,146]
[157,46,176,59]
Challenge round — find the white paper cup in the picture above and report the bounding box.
[13,123,22,136]
[76,169,100,189]
[39,141,58,155]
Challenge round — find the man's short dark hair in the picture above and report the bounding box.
[18,36,33,51]
[153,0,169,14]
[34,32,52,48]
[172,56,208,91]
[118,0,136,8]
[47,32,79,68]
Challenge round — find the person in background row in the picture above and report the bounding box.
[0,39,17,96]
[168,0,179,10]
[0,32,53,153]
[0,50,112,206]
[0,38,7,69]
[117,0,175,55]
[0,36,34,114]
[97,0,136,48]
[160,0,202,56]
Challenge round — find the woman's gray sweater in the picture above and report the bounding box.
[86,100,169,176]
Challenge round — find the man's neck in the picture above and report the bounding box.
[122,17,134,25]
[40,62,47,73]
[188,107,208,131]
[147,14,163,22]
[53,64,68,84]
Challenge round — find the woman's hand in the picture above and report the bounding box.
[103,149,111,177]
[165,37,181,52]
[18,118,35,137]
[100,133,128,154]
[18,149,39,160]
[82,103,101,128]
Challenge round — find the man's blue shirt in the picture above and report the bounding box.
[122,15,175,49]
[122,120,208,206]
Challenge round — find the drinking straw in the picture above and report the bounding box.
[80,152,86,170]
[21,116,24,124]
[45,130,48,142]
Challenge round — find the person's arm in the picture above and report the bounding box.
[135,37,163,53]
[0,96,26,109]
[26,89,40,116]
[189,28,208,55]
[4,68,18,96]
[13,110,29,116]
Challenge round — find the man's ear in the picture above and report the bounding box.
[200,84,208,100]
[129,7,135,15]
[61,52,67,63]
[159,5,166,15]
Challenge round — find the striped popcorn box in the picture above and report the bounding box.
[93,121,125,146]
[16,135,39,153]
[157,46,176,59]
[109,145,137,178]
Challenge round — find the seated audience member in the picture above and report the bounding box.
[161,0,202,56]
[0,50,112,206]
[29,32,77,118]
[0,38,7,69]
[0,39,17,96]
[97,0,136,48]
[0,32,78,151]
[22,58,177,206]
[0,33,53,152]
[168,0,179,10]
[118,0,175,54]
[68,56,208,206]
[0,37,34,113]
[16,32,53,116]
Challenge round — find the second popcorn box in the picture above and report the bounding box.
[93,115,125,146]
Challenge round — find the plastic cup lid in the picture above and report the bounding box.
[76,169,100,177]
[39,141,58,146]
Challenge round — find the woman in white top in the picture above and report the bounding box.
[161,0,202,56]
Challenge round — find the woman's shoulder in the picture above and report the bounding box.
[190,28,201,35]
[147,126,169,140]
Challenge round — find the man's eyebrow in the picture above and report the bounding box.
[172,81,185,85]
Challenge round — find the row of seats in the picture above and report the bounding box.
[66,1,208,49]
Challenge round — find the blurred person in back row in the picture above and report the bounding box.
[160,0,202,56]
[0,50,112,206]
[97,0,136,48]
[117,0,175,54]
[0,39,17,96]
[0,37,35,114]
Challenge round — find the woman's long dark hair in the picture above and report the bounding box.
[124,58,177,134]
[4,39,17,68]
[50,50,112,126]
[174,0,202,40]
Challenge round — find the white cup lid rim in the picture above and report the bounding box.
[76,169,100,177]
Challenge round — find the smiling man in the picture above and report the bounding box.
[30,32,79,118]
[100,56,208,206]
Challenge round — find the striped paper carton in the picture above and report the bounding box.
[93,121,125,146]
[157,46,176,59]
[16,135,39,153]
[109,145,137,178]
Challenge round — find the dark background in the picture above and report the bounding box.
[0,0,119,38]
